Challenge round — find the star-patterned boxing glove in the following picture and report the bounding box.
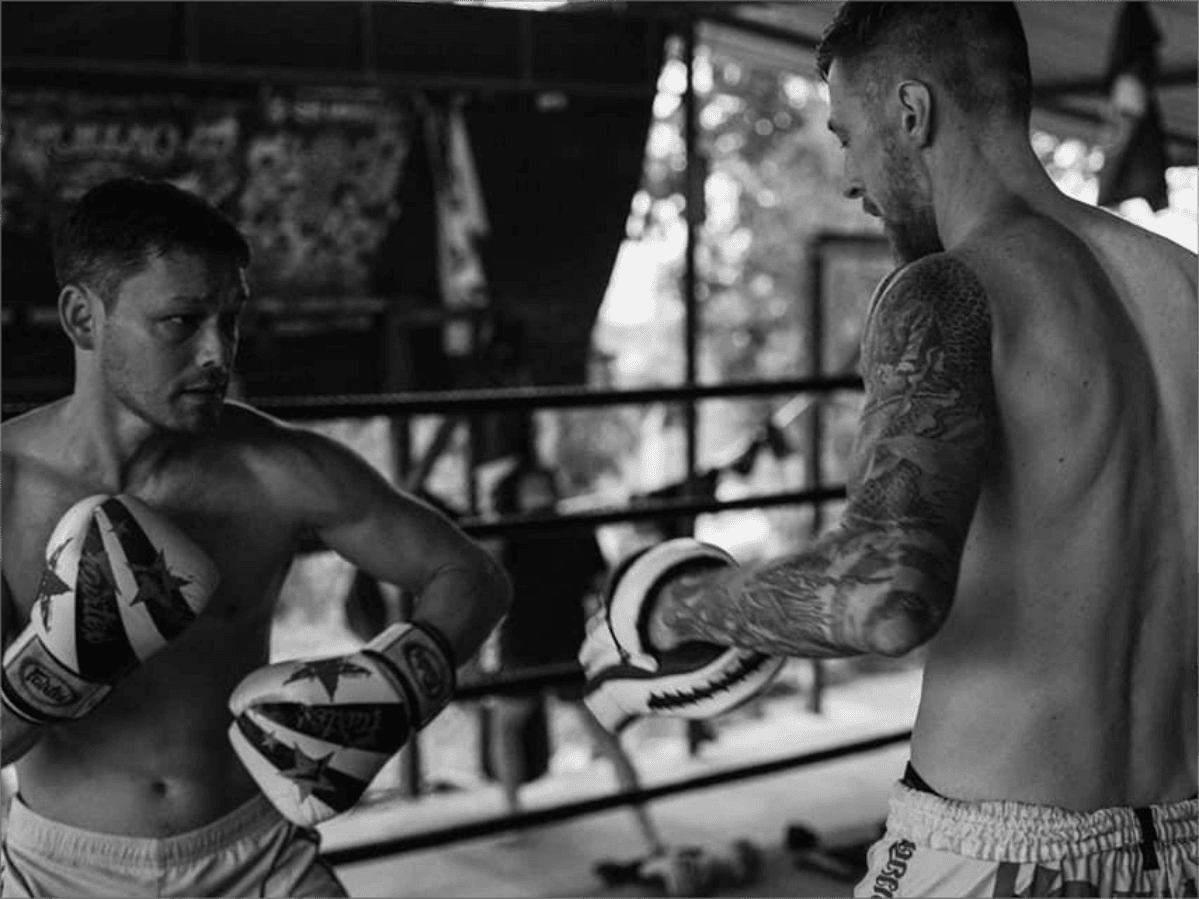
[227,621,456,827]
[2,495,219,725]
[580,538,786,733]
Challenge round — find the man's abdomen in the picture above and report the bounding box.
[13,629,270,836]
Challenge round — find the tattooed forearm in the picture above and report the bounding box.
[659,524,951,658]
[655,256,995,659]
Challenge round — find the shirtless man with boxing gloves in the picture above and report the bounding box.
[581,4,1196,896]
[1,177,511,897]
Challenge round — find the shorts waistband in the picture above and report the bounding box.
[886,777,1199,865]
[5,792,288,868]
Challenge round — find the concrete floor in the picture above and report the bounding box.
[318,670,922,898]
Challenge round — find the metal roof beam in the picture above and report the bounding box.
[1,55,657,98]
[1035,66,1198,100]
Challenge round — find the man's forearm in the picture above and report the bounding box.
[409,553,512,666]
[651,526,949,659]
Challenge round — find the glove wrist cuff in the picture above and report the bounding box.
[2,628,110,724]
[365,622,456,728]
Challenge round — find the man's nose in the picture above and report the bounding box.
[195,320,233,372]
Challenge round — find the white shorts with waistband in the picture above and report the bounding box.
[0,793,347,898]
[855,781,1199,898]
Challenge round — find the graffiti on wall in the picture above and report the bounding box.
[1,86,412,297]
[242,87,411,296]
[1,90,244,229]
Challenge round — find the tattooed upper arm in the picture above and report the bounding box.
[842,254,996,647]
[653,255,995,660]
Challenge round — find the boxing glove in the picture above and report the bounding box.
[228,621,455,827]
[579,538,785,733]
[2,494,219,724]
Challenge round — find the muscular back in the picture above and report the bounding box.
[913,203,1198,810]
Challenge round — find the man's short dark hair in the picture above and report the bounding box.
[52,177,251,307]
[816,2,1032,125]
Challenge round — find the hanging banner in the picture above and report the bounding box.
[424,98,491,356]
[1,89,245,232]
[242,86,412,297]
[1,85,414,298]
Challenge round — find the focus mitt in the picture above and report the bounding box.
[579,538,785,733]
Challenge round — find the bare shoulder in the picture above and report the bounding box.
[212,401,383,518]
[0,400,75,503]
[884,252,990,303]
[216,401,365,463]
[1025,200,1193,300]
[212,401,341,479]
[864,252,992,364]
[1,400,68,458]
[1082,199,1197,274]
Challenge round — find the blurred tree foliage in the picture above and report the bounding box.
[552,36,887,504]
[552,37,1124,510]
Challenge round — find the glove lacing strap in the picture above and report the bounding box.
[360,622,457,729]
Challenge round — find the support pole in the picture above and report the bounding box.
[806,244,826,715]
[682,15,700,491]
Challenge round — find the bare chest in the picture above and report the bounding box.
[3,458,298,629]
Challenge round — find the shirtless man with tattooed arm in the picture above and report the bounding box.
[584,4,1197,896]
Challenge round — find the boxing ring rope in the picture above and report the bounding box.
[0,376,863,422]
[323,729,911,865]
[459,485,847,537]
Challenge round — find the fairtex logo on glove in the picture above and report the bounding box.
[403,643,451,701]
[17,657,77,707]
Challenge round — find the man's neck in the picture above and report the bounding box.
[930,130,1055,250]
[60,390,165,493]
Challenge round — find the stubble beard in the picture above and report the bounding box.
[879,129,943,265]
[99,348,220,436]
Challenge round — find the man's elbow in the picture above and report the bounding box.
[862,590,948,658]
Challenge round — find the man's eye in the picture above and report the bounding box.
[162,316,200,331]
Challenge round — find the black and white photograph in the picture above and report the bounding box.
[1,2,1196,896]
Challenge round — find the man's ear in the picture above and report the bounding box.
[896,80,934,148]
[59,284,100,351]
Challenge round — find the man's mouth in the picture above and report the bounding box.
[180,383,227,399]
[862,200,881,218]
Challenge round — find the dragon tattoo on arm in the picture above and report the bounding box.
[655,255,997,658]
